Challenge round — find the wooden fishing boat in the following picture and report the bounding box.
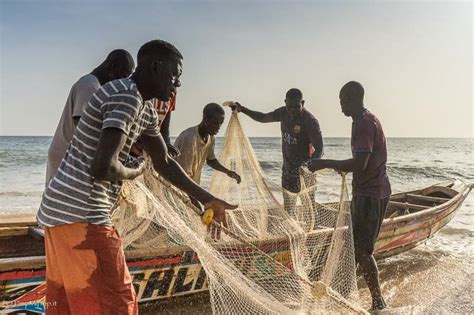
[0,180,471,313]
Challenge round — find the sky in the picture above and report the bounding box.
[0,0,472,138]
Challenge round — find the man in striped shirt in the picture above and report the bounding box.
[37,39,236,314]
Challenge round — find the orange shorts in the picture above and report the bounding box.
[44,223,137,315]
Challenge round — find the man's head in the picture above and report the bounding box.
[339,81,365,117]
[101,49,135,82]
[202,103,225,136]
[284,88,305,120]
[136,40,183,102]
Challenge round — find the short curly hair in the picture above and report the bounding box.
[203,103,225,119]
[137,39,183,64]
[341,81,364,100]
[286,88,303,100]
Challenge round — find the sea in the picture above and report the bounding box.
[1,136,473,313]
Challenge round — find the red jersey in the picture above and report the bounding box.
[150,92,177,128]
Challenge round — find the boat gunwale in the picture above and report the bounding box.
[383,182,470,225]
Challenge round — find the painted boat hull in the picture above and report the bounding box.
[1,181,471,313]
[375,181,470,258]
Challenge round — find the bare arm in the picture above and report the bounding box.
[207,159,241,184]
[159,113,180,158]
[310,131,324,160]
[90,128,145,181]
[306,116,324,160]
[309,152,371,173]
[160,113,171,144]
[141,134,237,231]
[231,102,278,123]
[206,158,231,174]
[141,134,212,204]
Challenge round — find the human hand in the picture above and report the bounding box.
[203,198,238,239]
[229,102,243,113]
[130,142,144,157]
[334,169,345,176]
[227,170,241,184]
[128,156,146,179]
[308,159,325,173]
[167,143,180,158]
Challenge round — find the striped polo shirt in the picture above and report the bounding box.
[37,78,160,227]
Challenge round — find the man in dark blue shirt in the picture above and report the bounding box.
[231,88,323,213]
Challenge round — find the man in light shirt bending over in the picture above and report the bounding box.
[46,49,134,184]
[175,103,241,185]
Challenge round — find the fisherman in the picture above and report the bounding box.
[230,89,323,214]
[46,49,135,184]
[174,103,241,185]
[308,81,391,311]
[37,39,237,314]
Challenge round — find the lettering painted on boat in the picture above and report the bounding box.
[131,264,209,301]
[0,247,292,313]
[131,249,291,301]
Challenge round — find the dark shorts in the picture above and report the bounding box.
[282,168,300,193]
[351,195,389,254]
[281,163,314,193]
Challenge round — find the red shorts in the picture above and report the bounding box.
[44,223,137,314]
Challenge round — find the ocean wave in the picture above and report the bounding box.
[387,165,473,181]
[257,161,474,184]
[0,191,42,197]
[323,144,344,147]
[259,161,281,171]
[0,151,48,167]
[438,226,474,236]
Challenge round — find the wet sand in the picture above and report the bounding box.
[139,292,212,314]
[374,246,473,313]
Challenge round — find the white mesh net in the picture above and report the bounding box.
[111,112,365,314]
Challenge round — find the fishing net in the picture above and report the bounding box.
[111,112,364,314]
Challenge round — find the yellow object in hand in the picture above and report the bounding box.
[201,208,214,225]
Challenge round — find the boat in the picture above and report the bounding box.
[0,180,471,314]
